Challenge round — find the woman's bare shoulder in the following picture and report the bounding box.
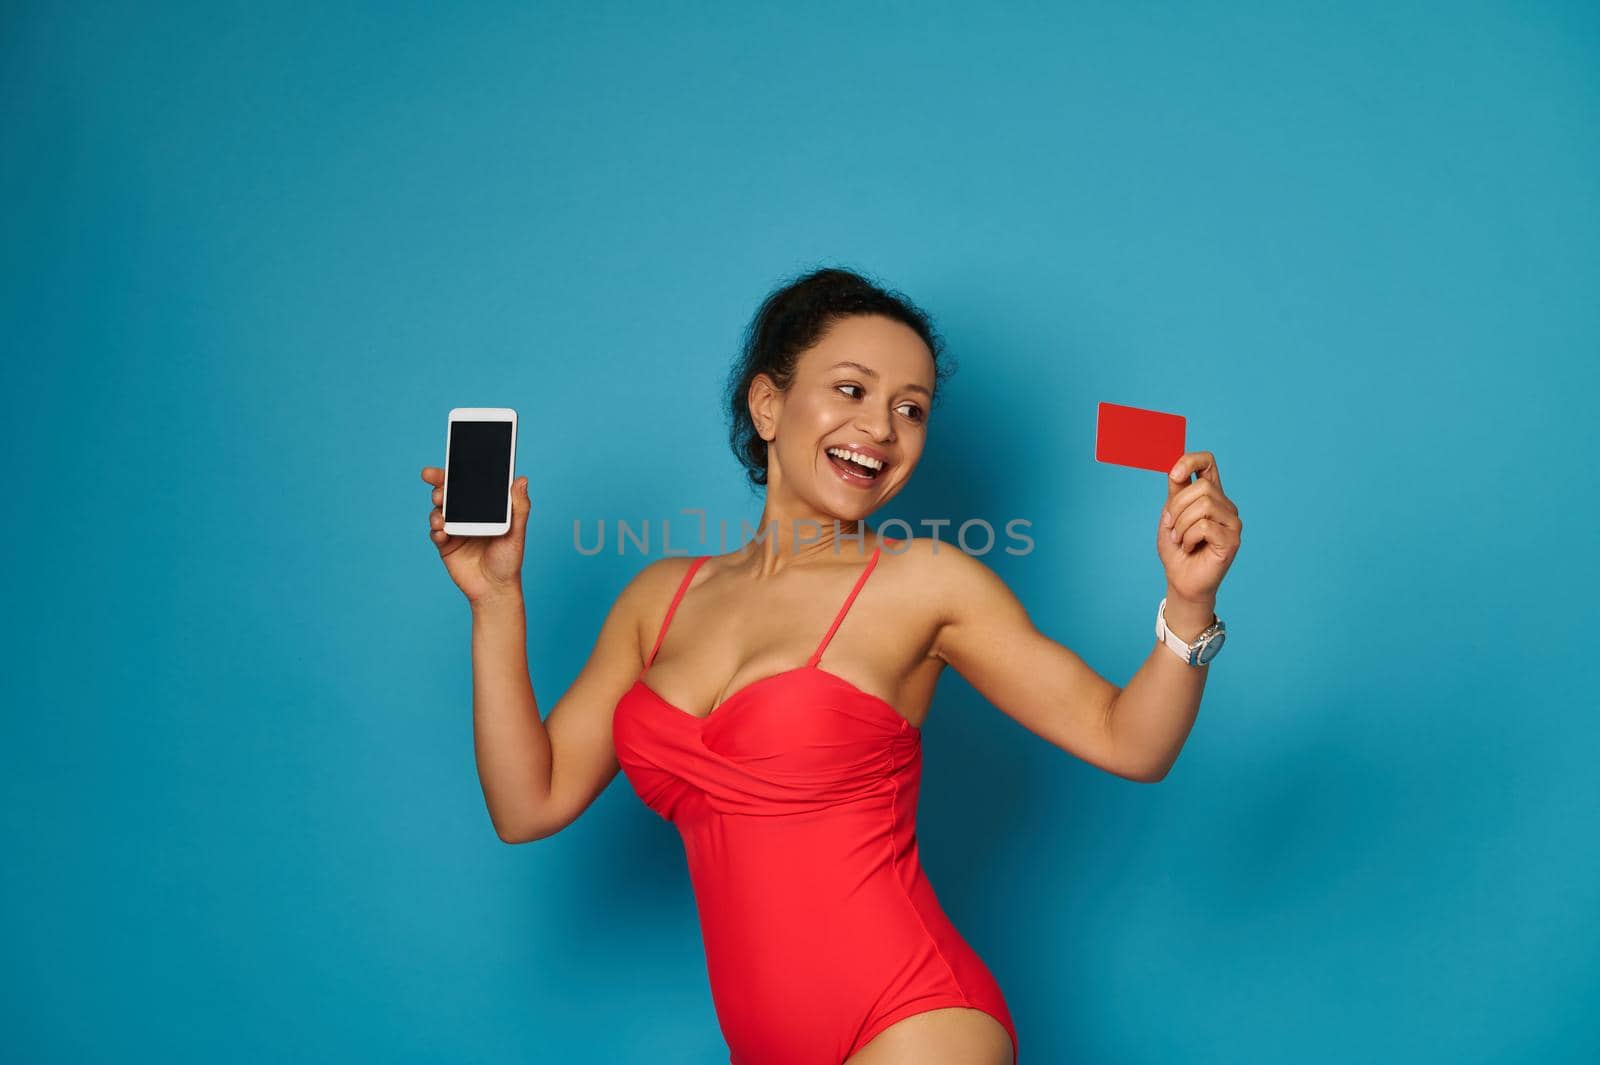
[623,553,706,606]
[876,532,975,570]
[878,534,1014,619]
[606,554,707,649]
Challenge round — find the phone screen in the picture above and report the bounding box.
[445,420,514,523]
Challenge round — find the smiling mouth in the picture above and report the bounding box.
[826,447,886,484]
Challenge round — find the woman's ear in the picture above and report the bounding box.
[748,374,779,442]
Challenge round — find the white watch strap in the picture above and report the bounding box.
[1156,596,1196,664]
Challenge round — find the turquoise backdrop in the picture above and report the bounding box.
[5,2,1597,1062]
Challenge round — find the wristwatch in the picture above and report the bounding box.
[1155,597,1226,666]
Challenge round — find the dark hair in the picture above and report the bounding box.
[725,265,954,490]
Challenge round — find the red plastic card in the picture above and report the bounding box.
[1095,401,1186,473]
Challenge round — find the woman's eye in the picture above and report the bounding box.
[836,384,923,422]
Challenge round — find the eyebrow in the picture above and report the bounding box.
[826,360,933,399]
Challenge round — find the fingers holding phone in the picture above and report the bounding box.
[423,407,527,604]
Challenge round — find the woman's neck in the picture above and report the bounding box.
[731,512,875,575]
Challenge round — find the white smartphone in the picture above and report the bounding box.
[443,407,518,537]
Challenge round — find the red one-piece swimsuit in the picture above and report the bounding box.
[612,542,1020,1064]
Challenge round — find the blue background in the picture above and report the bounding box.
[5,2,1597,1061]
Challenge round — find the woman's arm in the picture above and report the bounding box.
[466,588,551,842]
[926,544,1202,783]
[421,465,654,843]
[474,565,666,844]
[1100,593,1215,782]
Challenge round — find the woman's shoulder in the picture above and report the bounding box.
[874,532,968,568]
[875,534,1012,610]
[630,552,708,595]
[613,553,706,618]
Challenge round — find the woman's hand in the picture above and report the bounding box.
[420,466,531,605]
[1157,451,1241,605]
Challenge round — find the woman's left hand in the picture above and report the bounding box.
[1157,451,1242,604]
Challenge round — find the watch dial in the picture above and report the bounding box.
[1198,630,1225,664]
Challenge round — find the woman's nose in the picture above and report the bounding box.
[857,406,894,441]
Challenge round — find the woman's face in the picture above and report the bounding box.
[752,314,936,517]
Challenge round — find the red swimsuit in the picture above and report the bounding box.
[612,544,1020,1064]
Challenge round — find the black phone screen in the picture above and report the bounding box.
[445,420,514,523]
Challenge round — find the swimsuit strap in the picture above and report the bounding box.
[645,556,710,670]
[807,545,884,668]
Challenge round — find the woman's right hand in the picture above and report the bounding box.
[420,467,532,605]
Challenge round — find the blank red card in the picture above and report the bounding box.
[1095,401,1186,472]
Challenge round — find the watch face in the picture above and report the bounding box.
[1197,629,1225,664]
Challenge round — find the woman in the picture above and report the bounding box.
[419,267,1242,1064]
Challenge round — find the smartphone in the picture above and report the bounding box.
[1094,401,1186,473]
[443,408,518,536]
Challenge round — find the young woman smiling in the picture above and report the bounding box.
[419,266,1243,1064]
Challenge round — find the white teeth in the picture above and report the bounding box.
[827,446,884,472]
